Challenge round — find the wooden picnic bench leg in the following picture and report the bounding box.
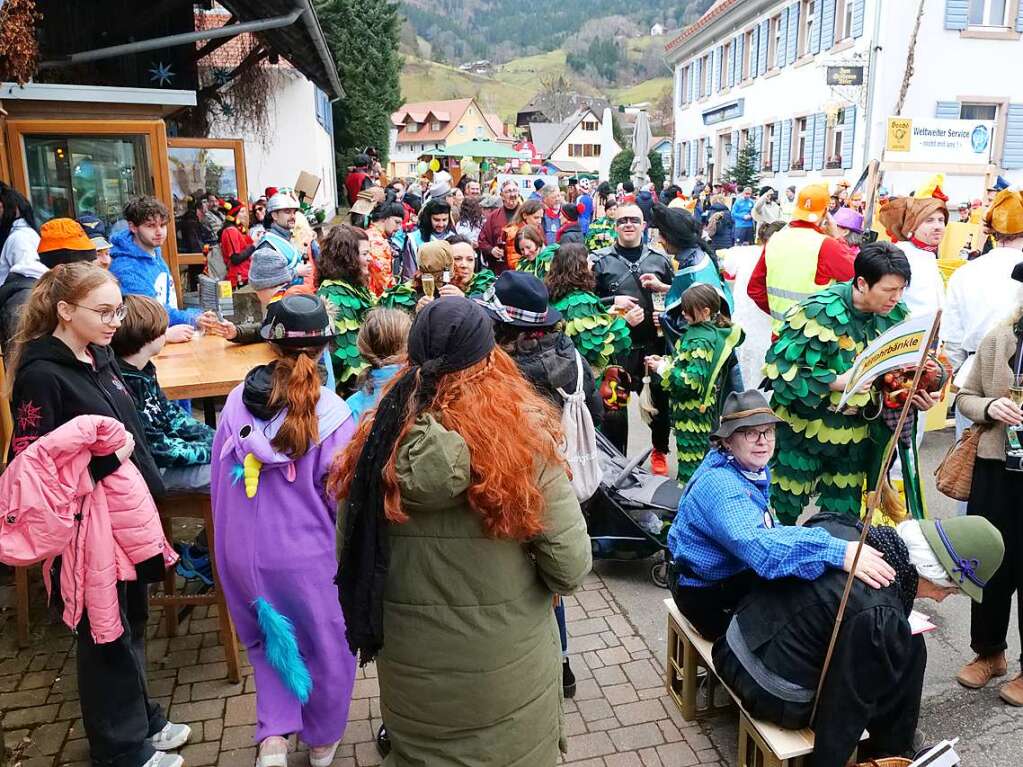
[203,503,241,684]
[738,711,785,767]
[680,632,700,721]
[160,514,179,638]
[15,566,29,647]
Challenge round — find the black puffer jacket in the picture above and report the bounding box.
[507,331,603,423]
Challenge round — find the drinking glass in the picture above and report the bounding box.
[421,273,436,298]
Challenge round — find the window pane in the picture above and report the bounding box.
[969,0,985,24]
[989,0,1006,24]
[960,103,997,120]
[24,135,152,228]
[168,146,239,219]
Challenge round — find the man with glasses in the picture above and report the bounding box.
[477,180,522,269]
[591,203,675,473]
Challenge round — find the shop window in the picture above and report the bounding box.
[961,102,999,120]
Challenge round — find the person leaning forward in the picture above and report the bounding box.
[713,514,1004,767]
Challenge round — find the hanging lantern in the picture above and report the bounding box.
[417,160,429,175]
[429,158,441,172]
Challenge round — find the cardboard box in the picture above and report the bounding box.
[295,171,321,201]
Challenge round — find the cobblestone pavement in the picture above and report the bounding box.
[0,567,722,767]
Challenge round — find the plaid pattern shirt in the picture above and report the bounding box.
[667,450,847,588]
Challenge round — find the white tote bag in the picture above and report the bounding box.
[556,351,602,502]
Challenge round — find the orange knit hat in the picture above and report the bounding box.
[38,218,95,253]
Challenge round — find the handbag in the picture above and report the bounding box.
[934,425,983,501]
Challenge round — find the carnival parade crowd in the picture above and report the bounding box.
[1,154,1023,767]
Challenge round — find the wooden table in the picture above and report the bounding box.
[154,335,275,417]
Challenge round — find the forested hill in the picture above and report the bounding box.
[401,0,713,65]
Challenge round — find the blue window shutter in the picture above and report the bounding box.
[730,130,739,167]
[736,34,744,83]
[713,47,722,92]
[691,142,699,174]
[751,26,759,79]
[821,0,836,50]
[754,125,764,168]
[1017,2,1023,31]
[811,4,823,53]
[851,0,865,37]
[777,8,789,68]
[694,59,702,98]
[773,121,783,170]
[1004,104,1023,170]
[676,67,683,105]
[759,20,770,73]
[781,120,792,170]
[842,105,856,169]
[787,3,800,65]
[944,0,969,30]
[935,100,960,118]
[728,41,736,87]
[812,113,827,170]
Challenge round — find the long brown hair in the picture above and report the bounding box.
[5,262,118,394]
[680,283,730,328]
[267,345,326,458]
[329,348,563,540]
[545,242,594,301]
[318,224,367,286]
[510,198,543,228]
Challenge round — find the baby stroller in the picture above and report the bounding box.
[583,432,684,588]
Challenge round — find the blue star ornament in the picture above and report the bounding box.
[148,61,176,87]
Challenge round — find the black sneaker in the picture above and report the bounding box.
[563,659,576,699]
[376,724,391,758]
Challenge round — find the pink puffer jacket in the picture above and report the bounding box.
[0,415,177,643]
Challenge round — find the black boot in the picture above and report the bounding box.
[563,659,576,699]
[376,724,391,758]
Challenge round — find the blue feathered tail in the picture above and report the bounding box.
[252,597,312,704]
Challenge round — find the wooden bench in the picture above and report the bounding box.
[664,598,865,767]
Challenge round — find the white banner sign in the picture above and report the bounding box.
[886,117,995,165]
[496,174,548,195]
[837,312,936,409]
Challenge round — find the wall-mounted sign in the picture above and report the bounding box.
[827,66,864,86]
[702,99,744,126]
[885,117,995,164]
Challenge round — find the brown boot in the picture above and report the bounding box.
[1000,675,1023,706]
[956,653,1007,689]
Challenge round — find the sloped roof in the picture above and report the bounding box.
[529,122,564,156]
[664,0,738,56]
[390,98,476,143]
[483,111,507,139]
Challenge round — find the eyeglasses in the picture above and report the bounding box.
[67,303,127,325]
[738,426,776,444]
[616,216,643,226]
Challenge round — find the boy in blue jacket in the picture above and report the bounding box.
[110,196,224,342]
[730,187,755,245]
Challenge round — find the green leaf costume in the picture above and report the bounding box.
[465,268,496,296]
[552,289,632,372]
[764,281,908,523]
[660,322,744,484]
[585,216,617,253]
[516,243,557,281]
[379,281,419,314]
[317,279,376,386]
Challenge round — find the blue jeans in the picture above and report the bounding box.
[554,600,568,657]
[734,227,754,245]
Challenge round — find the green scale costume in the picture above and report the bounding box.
[317,279,375,386]
[516,243,557,281]
[378,281,419,314]
[585,217,616,253]
[552,289,632,372]
[660,321,743,485]
[464,268,496,296]
[764,281,908,524]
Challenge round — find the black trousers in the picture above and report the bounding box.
[78,580,167,767]
[969,458,1023,663]
[601,345,671,455]
[670,570,758,641]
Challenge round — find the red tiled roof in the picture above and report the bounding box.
[391,98,476,143]
[664,0,738,55]
[194,10,294,72]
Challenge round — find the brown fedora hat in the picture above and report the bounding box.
[711,390,784,440]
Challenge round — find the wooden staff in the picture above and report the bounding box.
[809,309,943,725]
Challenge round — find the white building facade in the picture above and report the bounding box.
[667,0,1023,201]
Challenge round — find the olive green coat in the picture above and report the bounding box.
[359,414,591,766]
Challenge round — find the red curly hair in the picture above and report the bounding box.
[328,347,564,540]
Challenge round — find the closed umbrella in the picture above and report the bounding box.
[630,110,652,187]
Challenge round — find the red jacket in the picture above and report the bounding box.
[747,221,855,315]
[0,416,176,643]
[221,225,253,287]
[477,206,517,272]
[345,170,369,207]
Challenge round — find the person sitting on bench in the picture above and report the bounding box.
[666,390,896,641]
[712,514,1003,767]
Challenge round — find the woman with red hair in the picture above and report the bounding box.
[331,297,591,765]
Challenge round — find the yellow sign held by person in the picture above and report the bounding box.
[838,312,936,409]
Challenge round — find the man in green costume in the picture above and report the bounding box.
[765,242,940,524]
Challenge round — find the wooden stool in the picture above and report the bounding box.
[664,597,732,721]
[150,493,241,683]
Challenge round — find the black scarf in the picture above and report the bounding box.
[335,297,495,664]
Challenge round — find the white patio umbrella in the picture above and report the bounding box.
[630,110,653,187]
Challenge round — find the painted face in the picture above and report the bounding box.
[451,242,476,285]
[855,273,907,315]
[130,216,167,250]
[59,281,124,346]
[724,425,776,470]
[914,211,947,247]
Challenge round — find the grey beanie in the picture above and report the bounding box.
[248,246,294,290]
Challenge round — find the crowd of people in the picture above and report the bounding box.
[0,156,1021,767]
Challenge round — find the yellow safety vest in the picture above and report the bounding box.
[764,225,828,332]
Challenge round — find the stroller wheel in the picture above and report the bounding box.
[650,560,669,589]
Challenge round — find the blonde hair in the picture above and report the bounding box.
[6,263,118,395]
[354,308,411,393]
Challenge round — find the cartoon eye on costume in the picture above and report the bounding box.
[240,424,252,438]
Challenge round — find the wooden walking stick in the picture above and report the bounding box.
[809,310,943,726]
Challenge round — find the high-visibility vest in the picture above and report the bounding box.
[764,225,828,332]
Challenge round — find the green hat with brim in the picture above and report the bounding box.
[919,517,1005,603]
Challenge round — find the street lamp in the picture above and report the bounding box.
[706,142,715,187]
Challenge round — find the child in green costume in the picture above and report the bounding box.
[645,284,743,485]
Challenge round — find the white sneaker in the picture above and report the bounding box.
[141,752,184,767]
[256,736,290,767]
[148,722,192,751]
[309,740,340,767]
